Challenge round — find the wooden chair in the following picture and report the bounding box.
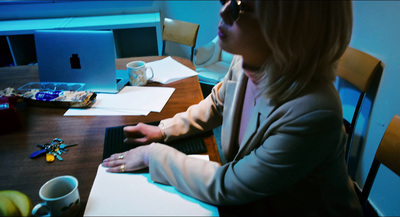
[336,47,384,164]
[356,115,400,215]
[162,18,200,62]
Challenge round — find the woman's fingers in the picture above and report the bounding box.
[124,125,150,145]
[124,137,149,144]
[102,145,150,173]
[102,159,123,167]
[124,125,144,137]
[123,123,163,145]
[102,154,127,173]
[106,164,126,173]
[104,152,125,161]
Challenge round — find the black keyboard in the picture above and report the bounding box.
[103,122,208,160]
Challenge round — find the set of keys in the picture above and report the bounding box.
[30,138,78,163]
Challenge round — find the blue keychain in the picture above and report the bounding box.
[30,143,51,158]
[30,149,47,158]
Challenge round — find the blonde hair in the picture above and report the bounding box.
[255,1,353,103]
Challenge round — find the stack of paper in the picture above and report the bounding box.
[64,56,198,116]
[64,86,175,116]
[148,56,198,84]
[84,162,219,216]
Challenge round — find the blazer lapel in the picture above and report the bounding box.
[222,65,247,162]
[235,96,276,159]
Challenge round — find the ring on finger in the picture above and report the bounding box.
[118,155,124,160]
[120,164,125,172]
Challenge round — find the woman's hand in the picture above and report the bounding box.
[103,123,161,173]
[102,145,151,173]
[123,123,163,145]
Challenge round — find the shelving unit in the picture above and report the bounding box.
[0,12,162,67]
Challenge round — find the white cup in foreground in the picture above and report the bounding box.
[126,61,154,86]
[32,175,80,216]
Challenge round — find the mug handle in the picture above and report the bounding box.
[32,203,51,217]
[146,67,154,80]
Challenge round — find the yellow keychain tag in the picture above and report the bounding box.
[46,153,55,162]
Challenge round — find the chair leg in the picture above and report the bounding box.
[190,47,195,62]
[162,40,166,56]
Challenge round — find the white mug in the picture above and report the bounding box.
[32,175,80,216]
[126,61,154,86]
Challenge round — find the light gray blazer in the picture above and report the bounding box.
[150,56,363,216]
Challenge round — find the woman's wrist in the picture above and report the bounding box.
[143,143,154,166]
[158,122,166,142]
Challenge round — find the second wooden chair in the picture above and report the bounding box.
[355,115,400,216]
[162,18,200,62]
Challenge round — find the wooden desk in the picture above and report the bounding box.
[0,56,220,214]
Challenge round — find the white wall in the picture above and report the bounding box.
[156,1,221,58]
[0,0,221,59]
[350,1,400,216]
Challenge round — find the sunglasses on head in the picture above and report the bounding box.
[220,0,245,22]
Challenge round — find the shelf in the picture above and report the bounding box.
[0,12,162,66]
[7,35,37,66]
[0,17,71,36]
[113,27,158,58]
[0,36,14,67]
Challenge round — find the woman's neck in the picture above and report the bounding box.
[242,62,263,84]
[242,62,262,72]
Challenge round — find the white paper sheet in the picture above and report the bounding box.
[84,163,218,216]
[64,107,150,116]
[148,56,198,84]
[64,86,174,116]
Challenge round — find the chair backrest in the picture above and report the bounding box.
[359,115,400,206]
[337,47,384,164]
[337,47,381,92]
[162,18,200,61]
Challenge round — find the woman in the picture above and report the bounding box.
[103,1,363,215]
